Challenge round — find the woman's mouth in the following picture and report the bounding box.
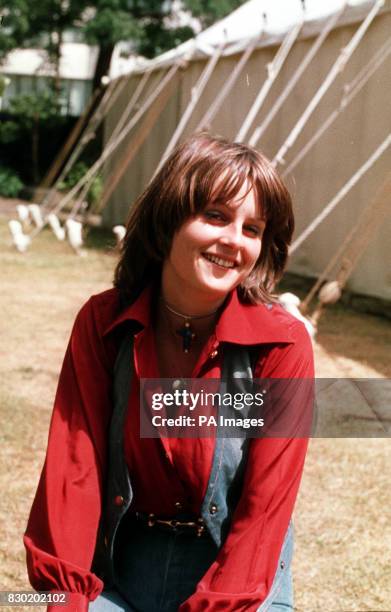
[202,253,237,269]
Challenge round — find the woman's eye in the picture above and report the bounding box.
[204,210,225,222]
[245,225,261,236]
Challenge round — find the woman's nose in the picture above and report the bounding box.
[219,223,243,248]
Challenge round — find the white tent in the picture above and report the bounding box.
[140,0,387,66]
[39,0,391,302]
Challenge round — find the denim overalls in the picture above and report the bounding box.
[91,330,294,611]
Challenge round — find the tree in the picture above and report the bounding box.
[1,0,245,89]
[0,0,244,185]
[183,0,244,27]
[1,90,63,183]
[0,0,92,92]
[0,0,30,57]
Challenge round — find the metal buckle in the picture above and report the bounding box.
[196,518,205,537]
[144,513,205,536]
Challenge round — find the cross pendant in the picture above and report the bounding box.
[176,321,196,353]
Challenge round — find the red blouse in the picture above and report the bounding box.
[24,286,314,611]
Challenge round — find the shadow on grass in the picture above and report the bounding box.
[278,274,391,378]
[84,226,117,252]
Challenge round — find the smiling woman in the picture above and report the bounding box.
[24,133,313,612]
[163,186,264,308]
[115,133,294,306]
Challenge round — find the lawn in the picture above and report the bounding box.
[1,207,390,611]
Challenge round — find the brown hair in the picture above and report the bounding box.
[113,133,294,304]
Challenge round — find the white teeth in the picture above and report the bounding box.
[204,253,235,268]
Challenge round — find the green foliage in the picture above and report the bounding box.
[0,0,90,60]
[1,90,64,183]
[0,0,30,58]
[7,90,62,128]
[0,75,11,96]
[138,23,194,58]
[87,173,103,207]
[83,7,141,46]
[183,0,244,27]
[57,161,89,191]
[0,120,20,143]
[58,161,103,206]
[0,0,245,181]
[1,0,246,65]
[0,166,24,197]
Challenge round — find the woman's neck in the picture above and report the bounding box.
[162,258,229,314]
[160,282,226,319]
[161,301,219,336]
[153,302,217,376]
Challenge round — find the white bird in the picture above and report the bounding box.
[278,292,316,338]
[28,204,44,228]
[8,219,31,252]
[48,213,66,241]
[113,225,126,245]
[66,218,84,254]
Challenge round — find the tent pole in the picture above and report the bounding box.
[235,19,304,143]
[67,165,96,219]
[39,76,125,212]
[33,86,101,202]
[300,171,391,313]
[289,133,391,254]
[249,2,347,147]
[283,37,391,177]
[105,68,154,147]
[92,72,178,216]
[43,75,129,212]
[195,33,262,132]
[66,70,157,217]
[67,70,171,219]
[273,0,385,167]
[155,41,226,174]
[26,62,181,241]
[330,173,391,289]
[304,172,391,325]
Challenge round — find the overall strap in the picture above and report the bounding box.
[222,342,258,382]
[201,342,258,547]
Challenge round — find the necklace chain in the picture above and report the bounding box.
[162,300,218,353]
[163,301,220,321]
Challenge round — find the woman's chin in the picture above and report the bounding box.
[194,275,239,299]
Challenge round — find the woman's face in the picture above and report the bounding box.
[162,184,265,310]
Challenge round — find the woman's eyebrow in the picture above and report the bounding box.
[209,202,266,222]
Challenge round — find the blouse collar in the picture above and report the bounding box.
[104,284,294,345]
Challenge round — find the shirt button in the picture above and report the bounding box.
[280,560,285,570]
[175,501,183,511]
[209,502,218,515]
[172,379,184,391]
[114,495,125,507]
